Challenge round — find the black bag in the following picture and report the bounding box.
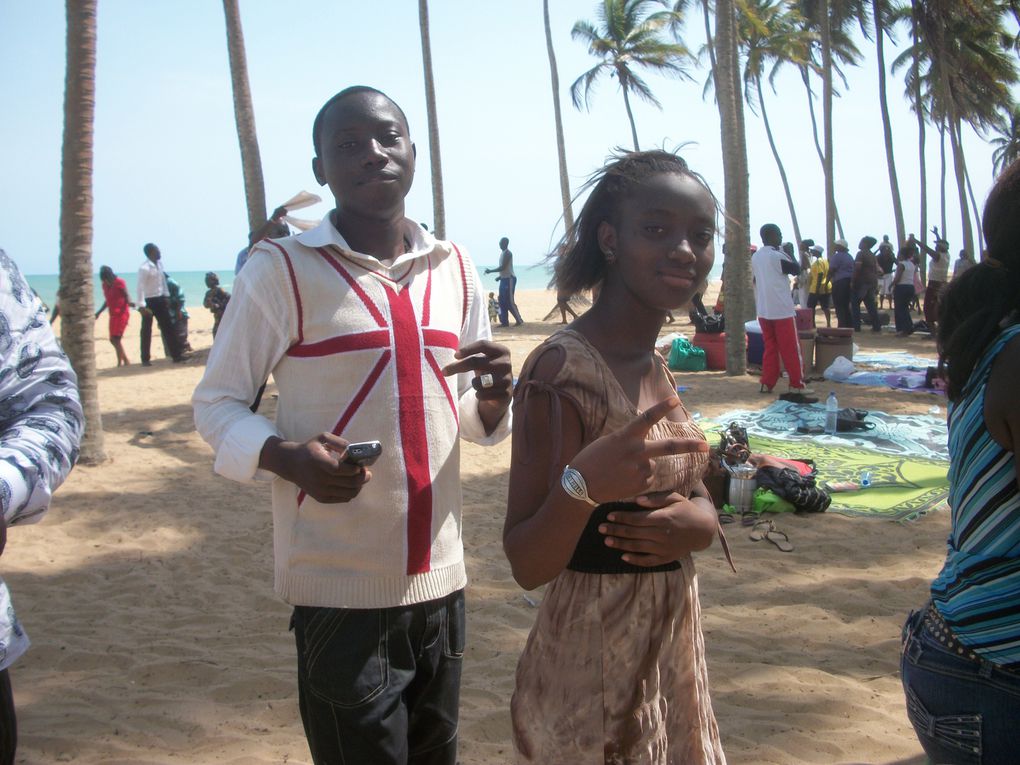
[690,310,725,334]
[755,465,832,513]
[836,407,875,432]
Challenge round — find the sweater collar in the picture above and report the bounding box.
[296,212,451,272]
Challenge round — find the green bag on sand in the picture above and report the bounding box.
[752,487,797,514]
[668,337,707,372]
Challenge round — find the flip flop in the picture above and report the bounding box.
[765,526,794,552]
[749,519,773,541]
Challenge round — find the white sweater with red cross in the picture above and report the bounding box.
[193,215,510,609]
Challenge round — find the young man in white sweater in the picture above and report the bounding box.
[193,86,513,765]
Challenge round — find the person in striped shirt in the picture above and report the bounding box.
[900,157,1020,764]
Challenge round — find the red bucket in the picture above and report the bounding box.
[693,332,729,370]
[795,307,814,331]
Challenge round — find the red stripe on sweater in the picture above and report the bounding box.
[385,286,433,575]
[424,349,457,421]
[451,243,468,330]
[264,240,304,344]
[316,247,387,327]
[287,330,391,357]
[296,349,392,507]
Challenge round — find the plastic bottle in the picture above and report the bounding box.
[860,470,872,488]
[825,391,839,435]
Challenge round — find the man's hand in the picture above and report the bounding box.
[271,205,288,221]
[139,306,153,317]
[442,340,512,434]
[598,490,717,566]
[259,433,371,504]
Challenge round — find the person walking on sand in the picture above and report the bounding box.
[828,238,855,328]
[193,85,513,765]
[504,150,726,764]
[136,243,184,365]
[876,235,896,309]
[909,230,950,334]
[807,244,832,327]
[900,157,1020,765]
[95,265,134,366]
[0,248,83,765]
[485,236,524,327]
[851,235,882,332]
[752,223,812,396]
[891,244,918,337]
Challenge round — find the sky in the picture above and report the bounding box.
[0,1,1016,279]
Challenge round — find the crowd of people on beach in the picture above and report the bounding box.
[2,85,1018,765]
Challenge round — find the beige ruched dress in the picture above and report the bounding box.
[511,330,726,765]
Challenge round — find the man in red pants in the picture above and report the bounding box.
[751,223,814,397]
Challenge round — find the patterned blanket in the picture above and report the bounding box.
[705,401,950,521]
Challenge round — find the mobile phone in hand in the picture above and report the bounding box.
[345,440,382,467]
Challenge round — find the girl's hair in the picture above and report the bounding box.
[99,265,114,279]
[552,149,717,295]
[937,157,1020,401]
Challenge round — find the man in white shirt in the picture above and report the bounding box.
[751,223,812,396]
[193,86,512,765]
[136,243,184,365]
[0,248,83,764]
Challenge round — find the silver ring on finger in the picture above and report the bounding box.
[479,373,494,389]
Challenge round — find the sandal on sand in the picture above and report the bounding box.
[749,519,773,541]
[765,526,794,552]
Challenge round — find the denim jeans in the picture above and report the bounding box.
[497,277,523,326]
[900,605,1020,764]
[291,590,465,765]
[0,669,14,765]
[893,284,915,333]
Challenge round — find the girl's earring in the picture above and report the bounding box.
[603,249,616,265]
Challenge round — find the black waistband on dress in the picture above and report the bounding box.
[566,501,682,575]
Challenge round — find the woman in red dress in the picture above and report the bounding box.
[95,265,134,366]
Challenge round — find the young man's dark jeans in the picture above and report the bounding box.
[0,668,15,765]
[497,276,523,326]
[901,605,1020,764]
[851,285,881,332]
[831,278,853,328]
[291,589,465,765]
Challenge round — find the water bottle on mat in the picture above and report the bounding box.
[825,391,839,435]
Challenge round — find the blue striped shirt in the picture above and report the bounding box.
[931,323,1020,666]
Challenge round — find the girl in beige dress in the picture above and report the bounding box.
[503,151,727,765]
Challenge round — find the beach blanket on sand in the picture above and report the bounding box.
[705,402,950,521]
[839,351,945,394]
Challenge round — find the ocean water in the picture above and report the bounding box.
[25,264,559,313]
[27,258,724,312]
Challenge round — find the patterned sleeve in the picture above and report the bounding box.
[0,249,84,526]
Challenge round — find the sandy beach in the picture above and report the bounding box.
[5,286,945,764]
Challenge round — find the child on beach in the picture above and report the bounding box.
[202,272,230,337]
[503,150,726,764]
[488,291,499,325]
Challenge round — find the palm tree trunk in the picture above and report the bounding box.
[801,65,845,239]
[544,0,573,231]
[714,0,750,375]
[756,79,802,247]
[957,122,984,253]
[912,0,927,255]
[621,83,641,151]
[702,0,717,76]
[821,0,836,259]
[60,0,105,464]
[939,121,947,243]
[222,0,267,235]
[947,112,975,257]
[873,0,905,246]
[418,0,446,238]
